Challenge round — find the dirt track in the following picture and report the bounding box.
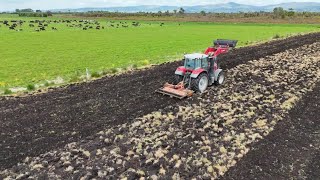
[0,32,319,170]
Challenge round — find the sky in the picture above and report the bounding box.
[0,0,319,11]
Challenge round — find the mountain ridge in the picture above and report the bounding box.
[50,2,320,13]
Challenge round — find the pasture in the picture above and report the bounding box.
[0,14,319,90]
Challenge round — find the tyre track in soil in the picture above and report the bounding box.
[221,82,320,180]
[0,32,319,170]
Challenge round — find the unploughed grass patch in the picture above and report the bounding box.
[0,14,319,90]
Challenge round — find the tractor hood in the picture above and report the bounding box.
[184,53,208,59]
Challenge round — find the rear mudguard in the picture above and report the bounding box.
[190,68,207,78]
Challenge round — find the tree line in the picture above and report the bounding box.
[4,7,320,18]
[14,8,53,17]
[71,7,319,19]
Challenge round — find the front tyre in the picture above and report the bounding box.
[215,71,225,85]
[173,74,184,84]
[191,73,209,93]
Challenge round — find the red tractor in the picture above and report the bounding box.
[157,39,237,99]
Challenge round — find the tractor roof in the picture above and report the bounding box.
[184,53,208,59]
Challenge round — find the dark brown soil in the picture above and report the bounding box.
[0,32,319,170]
[221,82,320,180]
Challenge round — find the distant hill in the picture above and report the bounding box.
[51,2,320,13]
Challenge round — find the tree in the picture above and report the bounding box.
[287,8,295,17]
[273,7,285,18]
[165,10,170,16]
[20,8,33,12]
[36,10,42,13]
[46,11,53,16]
[178,7,185,14]
[200,10,206,16]
[173,9,177,14]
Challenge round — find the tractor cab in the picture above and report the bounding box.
[184,53,209,70]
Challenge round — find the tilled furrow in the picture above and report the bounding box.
[1,42,319,179]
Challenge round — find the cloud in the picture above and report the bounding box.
[0,0,319,11]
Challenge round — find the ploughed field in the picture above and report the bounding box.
[0,14,319,90]
[0,33,319,179]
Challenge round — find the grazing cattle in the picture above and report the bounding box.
[89,26,93,29]
[29,24,35,27]
[9,26,15,30]
[35,29,40,32]
[40,27,46,31]
[51,27,58,30]
[83,27,87,30]
[132,22,140,27]
[96,26,100,30]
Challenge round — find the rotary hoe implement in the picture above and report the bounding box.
[156,39,238,99]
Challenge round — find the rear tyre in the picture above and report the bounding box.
[191,73,209,93]
[173,74,183,84]
[215,71,225,85]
